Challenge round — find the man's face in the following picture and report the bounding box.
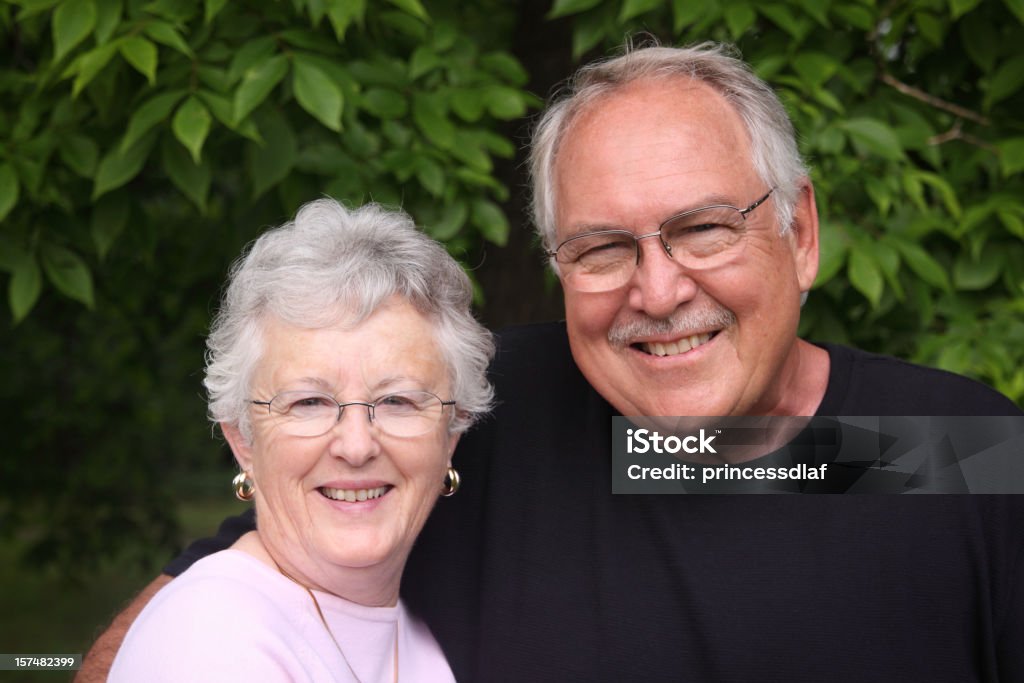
[553,78,819,417]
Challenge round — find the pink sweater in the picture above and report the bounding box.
[110,550,454,682]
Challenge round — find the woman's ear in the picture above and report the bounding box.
[221,422,254,472]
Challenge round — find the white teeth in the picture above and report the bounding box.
[641,333,712,357]
[320,486,389,502]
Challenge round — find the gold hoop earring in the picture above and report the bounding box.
[441,467,460,497]
[232,471,255,501]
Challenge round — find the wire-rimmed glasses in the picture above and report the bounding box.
[250,390,456,438]
[548,189,774,292]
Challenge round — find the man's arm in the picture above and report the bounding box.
[77,508,258,681]
[75,575,171,683]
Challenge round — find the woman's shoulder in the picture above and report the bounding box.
[109,550,309,681]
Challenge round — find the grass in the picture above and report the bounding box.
[0,495,245,682]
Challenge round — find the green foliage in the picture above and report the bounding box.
[0,0,528,570]
[554,0,1024,405]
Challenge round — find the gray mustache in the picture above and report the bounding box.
[607,308,736,348]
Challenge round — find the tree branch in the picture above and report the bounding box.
[880,72,990,126]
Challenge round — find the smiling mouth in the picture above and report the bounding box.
[319,486,391,503]
[634,332,717,357]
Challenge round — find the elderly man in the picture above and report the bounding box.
[82,43,1022,681]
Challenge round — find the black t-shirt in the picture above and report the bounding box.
[168,322,1024,682]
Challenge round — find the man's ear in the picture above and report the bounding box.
[789,179,820,294]
[221,422,254,472]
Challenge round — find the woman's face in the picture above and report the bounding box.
[223,299,458,598]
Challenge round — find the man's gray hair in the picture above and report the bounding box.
[204,199,494,441]
[529,41,808,254]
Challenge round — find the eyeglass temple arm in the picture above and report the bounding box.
[740,189,773,217]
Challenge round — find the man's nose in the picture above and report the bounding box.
[627,236,699,318]
[326,404,381,466]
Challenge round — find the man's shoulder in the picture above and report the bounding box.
[494,320,569,354]
[818,342,1022,416]
[491,321,577,384]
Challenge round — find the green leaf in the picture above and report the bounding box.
[162,137,211,212]
[198,90,262,142]
[94,134,156,200]
[960,12,996,72]
[121,90,186,152]
[233,54,289,123]
[902,172,927,213]
[143,21,193,57]
[985,55,1024,110]
[673,0,711,31]
[204,0,228,23]
[1004,0,1024,23]
[362,87,408,118]
[797,0,830,27]
[69,42,118,97]
[871,238,904,300]
[949,0,982,19]
[478,52,529,86]
[954,248,1003,290]
[386,0,429,21]
[865,177,892,217]
[427,201,467,240]
[847,244,883,307]
[914,12,945,45]
[41,244,94,308]
[172,96,212,163]
[248,109,296,199]
[995,137,1024,176]
[450,89,485,122]
[326,0,366,40]
[915,171,962,218]
[118,36,158,84]
[892,239,951,291]
[832,4,874,30]
[58,133,99,177]
[90,193,130,259]
[449,137,491,172]
[416,158,445,197]
[413,93,455,149]
[227,37,276,84]
[471,198,509,246]
[792,52,839,88]
[93,0,121,44]
[619,0,662,22]
[484,85,526,120]
[839,118,904,161]
[53,0,97,61]
[547,0,602,19]
[724,3,756,38]
[814,220,848,287]
[759,4,808,39]
[293,58,344,131]
[570,11,605,60]
[9,256,42,323]
[409,46,441,80]
[0,163,19,222]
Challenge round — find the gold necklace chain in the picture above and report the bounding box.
[272,560,399,683]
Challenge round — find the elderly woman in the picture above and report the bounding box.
[109,199,493,682]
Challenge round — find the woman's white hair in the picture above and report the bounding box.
[204,199,494,442]
[529,41,808,254]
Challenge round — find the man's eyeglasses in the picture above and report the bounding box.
[250,390,456,438]
[548,189,774,293]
